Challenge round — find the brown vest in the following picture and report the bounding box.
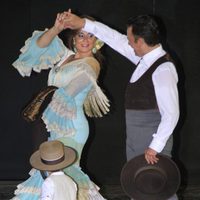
[125,54,172,110]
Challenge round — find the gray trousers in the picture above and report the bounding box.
[125,109,177,200]
[125,109,173,161]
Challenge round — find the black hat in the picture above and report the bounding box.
[120,154,180,200]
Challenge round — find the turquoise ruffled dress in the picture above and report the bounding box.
[11,30,110,200]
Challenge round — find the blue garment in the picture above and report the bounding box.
[12,30,108,200]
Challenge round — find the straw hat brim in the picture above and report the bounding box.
[120,154,180,200]
[30,146,77,171]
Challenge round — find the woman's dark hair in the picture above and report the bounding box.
[67,15,104,66]
[127,15,160,46]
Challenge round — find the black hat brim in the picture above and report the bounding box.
[120,154,180,200]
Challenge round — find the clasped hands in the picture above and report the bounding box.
[53,9,84,33]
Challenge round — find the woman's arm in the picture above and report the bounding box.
[12,12,73,77]
[37,12,68,48]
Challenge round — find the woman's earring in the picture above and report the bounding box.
[92,47,97,54]
[92,39,104,54]
[73,38,77,53]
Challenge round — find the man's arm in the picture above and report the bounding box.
[151,62,179,150]
[145,62,179,164]
[65,11,140,64]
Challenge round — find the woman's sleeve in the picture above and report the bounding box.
[12,30,73,77]
[41,77,89,137]
[42,61,110,137]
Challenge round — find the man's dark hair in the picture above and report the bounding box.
[127,15,160,46]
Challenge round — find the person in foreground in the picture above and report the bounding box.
[12,12,110,200]
[64,11,180,200]
[30,140,77,200]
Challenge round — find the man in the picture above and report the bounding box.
[64,11,179,199]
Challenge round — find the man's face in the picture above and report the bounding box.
[127,26,143,57]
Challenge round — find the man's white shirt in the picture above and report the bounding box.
[83,19,179,153]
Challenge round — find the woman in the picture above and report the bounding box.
[11,12,109,200]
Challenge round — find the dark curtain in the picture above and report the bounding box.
[1,0,200,186]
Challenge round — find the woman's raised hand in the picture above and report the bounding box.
[52,9,85,34]
[61,9,85,30]
[53,12,69,33]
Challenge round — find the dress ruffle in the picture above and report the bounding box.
[11,167,106,200]
[42,88,76,137]
[12,30,72,77]
[63,165,106,200]
[11,169,43,200]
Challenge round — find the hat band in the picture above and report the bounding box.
[41,155,65,165]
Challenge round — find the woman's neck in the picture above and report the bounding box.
[74,52,93,59]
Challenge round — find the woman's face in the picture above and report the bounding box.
[74,30,96,55]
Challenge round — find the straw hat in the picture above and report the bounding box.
[120,154,180,200]
[30,140,77,171]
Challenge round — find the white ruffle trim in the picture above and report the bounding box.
[42,117,76,137]
[13,30,66,77]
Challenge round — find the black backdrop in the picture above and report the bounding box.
[1,0,200,186]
